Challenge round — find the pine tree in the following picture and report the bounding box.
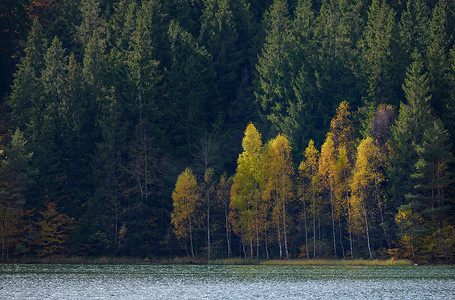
[359,0,399,105]
[167,21,215,154]
[426,0,452,122]
[399,0,430,67]
[255,0,294,140]
[0,129,38,207]
[8,18,47,133]
[409,119,454,231]
[315,0,364,114]
[127,7,161,122]
[389,50,433,208]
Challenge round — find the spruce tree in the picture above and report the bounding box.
[389,50,433,209]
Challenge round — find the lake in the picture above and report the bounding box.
[1,264,454,299]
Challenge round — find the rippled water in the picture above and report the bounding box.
[1,263,454,299]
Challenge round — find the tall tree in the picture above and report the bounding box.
[350,137,385,259]
[298,139,320,258]
[389,50,433,209]
[319,133,337,257]
[0,129,37,207]
[264,133,294,259]
[256,0,294,141]
[399,0,430,67]
[203,168,216,259]
[230,123,263,258]
[359,0,400,105]
[216,173,233,258]
[171,168,201,258]
[315,0,364,114]
[8,18,47,133]
[408,119,454,233]
[166,21,215,155]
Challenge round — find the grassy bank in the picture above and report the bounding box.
[207,258,413,266]
[263,259,413,266]
[3,257,414,266]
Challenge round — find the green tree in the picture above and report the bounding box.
[255,0,294,140]
[399,0,430,67]
[315,0,364,113]
[359,0,400,105]
[426,0,452,123]
[8,18,47,133]
[127,6,161,122]
[166,21,215,155]
[389,50,433,209]
[0,129,37,207]
[408,119,454,233]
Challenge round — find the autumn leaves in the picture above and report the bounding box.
[171,101,392,259]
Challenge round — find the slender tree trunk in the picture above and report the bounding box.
[338,217,345,258]
[330,186,337,257]
[313,206,316,259]
[250,239,253,259]
[207,192,210,260]
[282,176,289,259]
[256,224,260,259]
[375,179,391,249]
[283,203,289,259]
[241,234,247,258]
[277,214,283,259]
[303,198,309,259]
[348,204,353,259]
[255,198,259,259]
[363,205,373,259]
[225,203,231,258]
[189,219,194,259]
[264,227,269,260]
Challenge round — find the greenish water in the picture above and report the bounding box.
[1,264,454,299]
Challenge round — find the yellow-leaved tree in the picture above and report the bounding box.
[319,133,338,257]
[298,139,320,258]
[329,101,355,258]
[171,168,201,258]
[230,123,264,258]
[263,133,294,259]
[350,137,385,259]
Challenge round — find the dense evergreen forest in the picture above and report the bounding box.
[1,0,455,262]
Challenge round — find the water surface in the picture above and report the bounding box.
[1,264,454,299]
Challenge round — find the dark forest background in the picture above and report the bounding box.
[1,0,455,261]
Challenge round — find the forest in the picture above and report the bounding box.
[0,0,454,262]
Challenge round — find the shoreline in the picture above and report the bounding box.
[1,257,445,266]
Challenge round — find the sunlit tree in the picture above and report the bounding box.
[171,168,201,258]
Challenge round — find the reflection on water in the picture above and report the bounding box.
[1,264,454,299]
